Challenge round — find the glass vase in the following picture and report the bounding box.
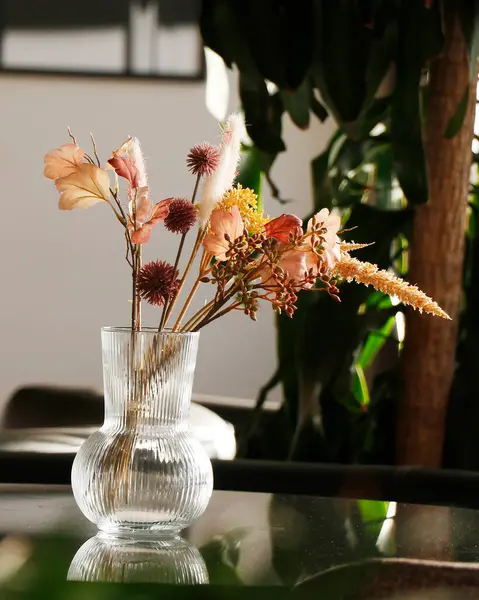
[71,328,213,535]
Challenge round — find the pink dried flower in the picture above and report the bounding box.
[129,197,171,244]
[187,143,220,177]
[259,245,312,292]
[203,206,244,262]
[108,155,139,188]
[164,198,197,234]
[265,214,303,243]
[136,260,180,306]
[107,137,148,189]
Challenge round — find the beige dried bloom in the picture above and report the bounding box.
[333,254,450,319]
[198,113,244,228]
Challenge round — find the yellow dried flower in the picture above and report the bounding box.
[333,254,450,319]
[217,185,269,234]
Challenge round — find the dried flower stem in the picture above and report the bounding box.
[200,249,212,274]
[172,276,202,331]
[135,245,142,329]
[158,235,186,329]
[187,236,320,331]
[67,127,77,145]
[124,231,133,268]
[131,259,137,331]
[189,251,291,331]
[193,301,241,331]
[109,188,128,227]
[191,276,244,332]
[108,186,138,327]
[159,174,202,331]
[90,133,101,167]
[162,229,205,325]
[333,254,450,319]
[173,251,214,330]
[181,298,216,331]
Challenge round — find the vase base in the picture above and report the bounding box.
[98,529,181,541]
[96,509,186,538]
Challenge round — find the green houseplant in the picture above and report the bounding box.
[201,0,479,467]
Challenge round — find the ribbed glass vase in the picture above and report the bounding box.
[71,328,213,535]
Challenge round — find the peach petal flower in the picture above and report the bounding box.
[203,206,244,261]
[264,213,303,243]
[129,186,152,225]
[55,163,110,210]
[130,198,171,244]
[44,144,85,180]
[260,244,312,291]
[279,248,311,286]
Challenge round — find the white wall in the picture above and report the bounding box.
[0,71,335,408]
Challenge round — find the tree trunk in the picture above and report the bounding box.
[397,6,476,466]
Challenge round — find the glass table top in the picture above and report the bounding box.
[1,485,479,598]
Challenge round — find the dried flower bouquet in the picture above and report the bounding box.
[44,114,448,336]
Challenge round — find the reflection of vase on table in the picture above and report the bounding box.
[68,533,208,584]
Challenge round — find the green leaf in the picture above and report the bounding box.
[311,152,331,211]
[370,143,394,209]
[239,0,288,87]
[260,150,289,204]
[310,130,344,211]
[281,0,316,89]
[357,316,396,371]
[311,92,329,122]
[326,135,392,209]
[351,364,370,408]
[200,0,235,67]
[240,73,286,154]
[200,0,259,74]
[355,18,398,134]
[357,499,389,524]
[390,3,431,205]
[365,291,393,309]
[311,0,371,125]
[239,0,315,89]
[356,499,390,548]
[281,78,311,130]
[445,85,470,139]
[357,99,391,139]
[237,145,263,207]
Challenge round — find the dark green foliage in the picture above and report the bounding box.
[201,0,479,467]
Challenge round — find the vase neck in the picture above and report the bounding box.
[104,391,191,432]
[101,329,199,433]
